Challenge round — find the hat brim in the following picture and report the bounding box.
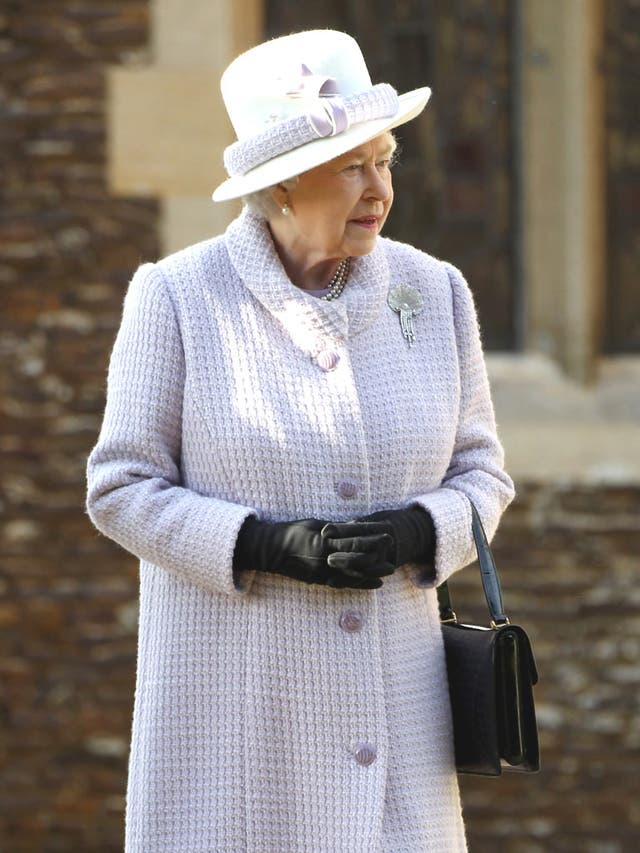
[211,86,431,202]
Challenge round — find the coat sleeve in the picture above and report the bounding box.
[86,262,256,595]
[408,262,515,587]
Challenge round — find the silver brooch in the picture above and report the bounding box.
[387,285,424,348]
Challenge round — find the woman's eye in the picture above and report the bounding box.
[344,163,361,173]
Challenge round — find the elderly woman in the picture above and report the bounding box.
[87,29,514,852]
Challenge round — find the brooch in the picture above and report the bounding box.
[387,284,424,348]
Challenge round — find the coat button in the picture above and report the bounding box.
[316,350,340,371]
[339,609,364,633]
[336,479,357,499]
[354,744,377,766]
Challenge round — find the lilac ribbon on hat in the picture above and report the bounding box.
[285,65,349,136]
[307,98,350,137]
[223,71,400,177]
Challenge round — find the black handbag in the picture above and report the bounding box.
[437,503,540,776]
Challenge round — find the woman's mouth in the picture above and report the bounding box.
[350,216,379,230]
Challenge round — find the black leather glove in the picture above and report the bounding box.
[358,506,436,569]
[233,517,395,589]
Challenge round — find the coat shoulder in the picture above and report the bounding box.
[378,236,467,303]
[137,233,233,310]
[155,233,228,280]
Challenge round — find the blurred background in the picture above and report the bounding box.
[1,0,638,850]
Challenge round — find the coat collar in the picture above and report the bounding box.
[224,208,390,357]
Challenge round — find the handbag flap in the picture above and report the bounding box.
[495,626,540,771]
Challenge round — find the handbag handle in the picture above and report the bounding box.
[437,502,509,628]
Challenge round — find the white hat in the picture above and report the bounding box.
[212,30,431,202]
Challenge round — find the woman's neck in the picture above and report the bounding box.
[268,222,340,291]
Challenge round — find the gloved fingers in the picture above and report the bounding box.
[327,573,382,590]
[327,551,395,578]
[321,521,394,557]
[321,521,393,540]
[323,534,394,558]
[281,518,332,560]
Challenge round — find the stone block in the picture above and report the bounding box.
[107,67,231,196]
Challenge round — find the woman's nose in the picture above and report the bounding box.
[364,165,392,202]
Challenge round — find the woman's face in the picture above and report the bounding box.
[271,132,396,270]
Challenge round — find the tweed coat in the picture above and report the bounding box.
[86,209,514,852]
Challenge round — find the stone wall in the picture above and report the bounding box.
[0,2,158,848]
[1,3,639,852]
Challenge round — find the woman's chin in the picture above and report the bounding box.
[343,230,380,256]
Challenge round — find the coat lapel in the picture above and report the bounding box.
[224,209,390,357]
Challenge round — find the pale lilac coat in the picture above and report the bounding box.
[87,210,514,852]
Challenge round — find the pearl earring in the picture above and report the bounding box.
[281,205,290,216]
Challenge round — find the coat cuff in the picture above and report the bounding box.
[405,490,474,588]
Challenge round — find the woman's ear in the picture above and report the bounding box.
[271,184,290,214]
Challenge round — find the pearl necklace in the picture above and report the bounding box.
[322,257,351,301]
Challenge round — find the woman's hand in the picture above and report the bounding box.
[233,517,395,589]
[358,507,436,570]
